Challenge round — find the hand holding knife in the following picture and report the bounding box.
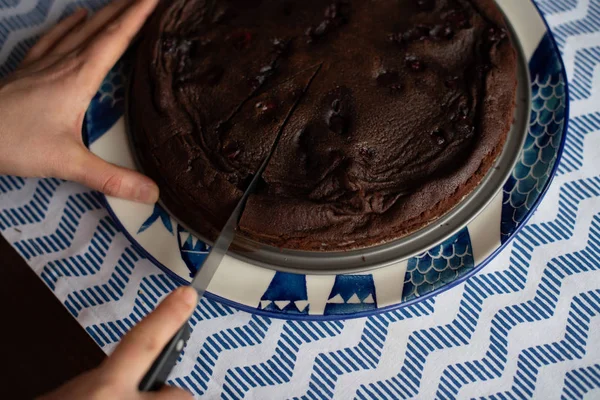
[138,125,285,392]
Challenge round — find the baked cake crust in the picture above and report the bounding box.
[130,0,517,250]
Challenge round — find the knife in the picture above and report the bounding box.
[138,133,284,392]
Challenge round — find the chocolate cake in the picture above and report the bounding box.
[130,0,517,250]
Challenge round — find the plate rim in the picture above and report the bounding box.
[93,0,570,321]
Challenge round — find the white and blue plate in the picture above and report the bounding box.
[85,0,568,320]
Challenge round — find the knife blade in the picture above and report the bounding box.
[138,132,284,392]
[137,62,321,391]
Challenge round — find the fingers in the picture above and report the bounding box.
[50,0,133,56]
[102,286,198,385]
[150,386,195,400]
[80,0,159,89]
[21,9,88,67]
[66,147,159,204]
[20,0,158,97]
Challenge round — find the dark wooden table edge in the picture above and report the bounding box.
[0,234,105,399]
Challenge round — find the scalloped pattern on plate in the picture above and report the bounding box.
[501,33,566,243]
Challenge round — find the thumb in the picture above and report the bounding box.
[67,148,159,204]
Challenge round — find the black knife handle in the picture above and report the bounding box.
[138,321,192,392]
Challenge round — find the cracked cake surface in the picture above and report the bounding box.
[130,0,517,251]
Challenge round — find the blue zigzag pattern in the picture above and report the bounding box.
[214,301,434,399]
[0,175,24,194]
[537,0,579,15]
[220,319,345,400]
[558,112,600,175]
[488,289,600,399]
[355,176,600,399]
[562,364,600,399]
[170,315,272,396]
[570,46,600,100]
[538,2,600,109]
[434,216,600,398]
[0,178,62,230]
[533,1,600,179]
[294,303,435,400]
[39,216,116,290]
[85,273,236,347]
[517,176,600,249]
[12,191,102,259]
[551,0,600,50]
[64,246,139,317]
[356,299,480,398]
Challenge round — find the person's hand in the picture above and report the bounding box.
[0,0,159,203]
[40,286,198,400]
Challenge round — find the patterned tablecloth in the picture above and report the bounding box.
[1,0,600,398]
